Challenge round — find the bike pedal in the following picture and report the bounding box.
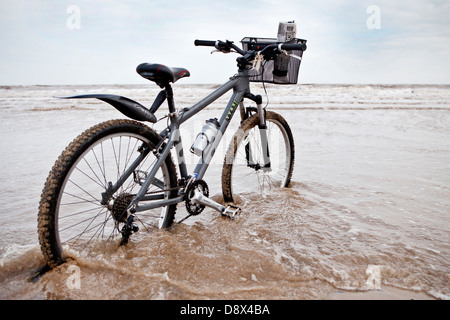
[221,205,241,220]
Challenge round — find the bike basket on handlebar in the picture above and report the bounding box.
[241,37,307,85]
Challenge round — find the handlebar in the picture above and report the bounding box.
[195,39,245,55]
[194,40,217,47]
[194,38,306,70]
[279,42,307,51]
[194,39,307,55]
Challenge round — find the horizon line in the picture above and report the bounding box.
[2,82,450,88]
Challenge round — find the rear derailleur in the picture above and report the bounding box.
[120,213,139,246]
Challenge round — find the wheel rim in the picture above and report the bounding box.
[55,132,171,253]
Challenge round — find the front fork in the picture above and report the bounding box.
[241,94,271,171]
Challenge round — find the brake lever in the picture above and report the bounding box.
[210,49,237,54]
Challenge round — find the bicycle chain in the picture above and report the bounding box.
[144,186,179,195]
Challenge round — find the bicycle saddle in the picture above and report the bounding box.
[136,63,190,87]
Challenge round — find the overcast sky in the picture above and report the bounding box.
[1,0,449,85]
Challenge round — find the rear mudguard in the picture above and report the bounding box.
[59,94,157,123]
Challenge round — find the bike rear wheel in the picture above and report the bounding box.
[222,111,295,203]
[38,119,178,268]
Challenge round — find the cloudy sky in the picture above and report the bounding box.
[1,0,449,85]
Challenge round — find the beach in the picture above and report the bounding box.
[0,83,449,300]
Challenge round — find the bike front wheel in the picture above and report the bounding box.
[38,119,178,268]
[222,111,295,203]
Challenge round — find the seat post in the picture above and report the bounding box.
[164,84,176,113]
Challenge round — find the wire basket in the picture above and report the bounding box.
[241,37,306,85]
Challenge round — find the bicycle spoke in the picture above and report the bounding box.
[62,214,114,247]
[61,191,103,207]
[76,163,105,189]
[59,206,108,232]
[59,205,105,221]
[67,178,101,204]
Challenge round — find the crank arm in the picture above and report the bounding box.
[191,190,241,219]
[191,190,225,213]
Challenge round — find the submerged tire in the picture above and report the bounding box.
[38,119,178,268]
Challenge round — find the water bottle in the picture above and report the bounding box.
[190,118,220,156]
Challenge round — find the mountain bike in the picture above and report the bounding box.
[37,36,307,268]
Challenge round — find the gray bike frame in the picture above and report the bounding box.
[115,70,266,213]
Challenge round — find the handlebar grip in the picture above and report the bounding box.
[280,43,307,51]
[194,40,217,47]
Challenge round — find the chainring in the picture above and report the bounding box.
[185,180,209,215]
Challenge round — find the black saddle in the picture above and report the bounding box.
[136,63,190,87]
